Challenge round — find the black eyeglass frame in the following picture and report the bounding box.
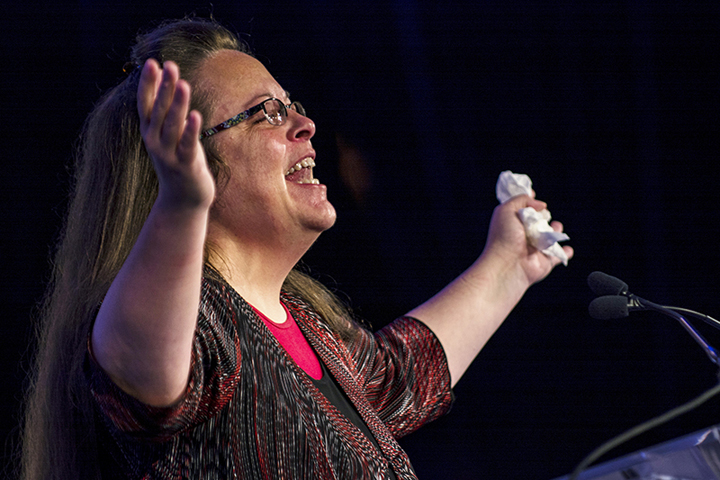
[199,98,305,139]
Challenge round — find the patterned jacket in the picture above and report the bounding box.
[87,275,454,479]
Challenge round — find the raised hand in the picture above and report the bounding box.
[137,59,215,210]
[482,194,573,288]
[92,59,216,407]
[407,193,573,386]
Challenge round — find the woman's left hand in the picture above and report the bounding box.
[481,194,573,288]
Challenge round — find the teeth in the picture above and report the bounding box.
[296,179,320,185]
[285,158,316,177]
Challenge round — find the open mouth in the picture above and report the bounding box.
[285,158,319,185]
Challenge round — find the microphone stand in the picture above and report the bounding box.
[571,278,720,480]
[628,294,720,367]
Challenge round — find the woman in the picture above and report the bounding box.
[22,17,572,480]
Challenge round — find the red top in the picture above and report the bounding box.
[252,303,323,380]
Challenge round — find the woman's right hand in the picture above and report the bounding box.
[137,59,215,210]
[92,59,214,407]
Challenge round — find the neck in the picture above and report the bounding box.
[206,226,318,323]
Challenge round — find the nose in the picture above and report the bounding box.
[287,110,315,141]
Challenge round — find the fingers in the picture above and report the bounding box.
[549,220,574,262]
[147,61,180,140]
[134,59,213,210]
[526,197,547,211]
[138,60,185,137]
[549,220,564,232]
[159,78,191,148]
[137,60,200,160]
[137,59,162,129]
[505,193,547,212]
[176,110,203,163]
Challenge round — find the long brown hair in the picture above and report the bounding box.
[21,17,356,480]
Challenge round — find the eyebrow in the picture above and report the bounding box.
[247,90,292,106]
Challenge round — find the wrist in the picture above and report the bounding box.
[473,246,532,300]
[154,187,214,215]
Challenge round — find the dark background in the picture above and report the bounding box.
[2,2,720,478]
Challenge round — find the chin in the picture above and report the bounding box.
[306,202,337,233]
[316,205,338,232]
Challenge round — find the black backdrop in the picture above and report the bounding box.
[3,2,720,478]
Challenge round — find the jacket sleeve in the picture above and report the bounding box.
[347,316,454,439]
[85,278,242,442]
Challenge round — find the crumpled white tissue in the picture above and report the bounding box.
[496,170,570,266]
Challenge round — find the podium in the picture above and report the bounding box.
[553,425,720,480]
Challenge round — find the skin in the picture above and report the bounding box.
[92,59,212,406]
[408,194,572,384]
[200,50,336,321]
[91,49,573,408]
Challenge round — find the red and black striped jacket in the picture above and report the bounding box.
[87,274,454,479]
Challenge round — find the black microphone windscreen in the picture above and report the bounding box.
[587,271,629,296]
[589,296,630,320]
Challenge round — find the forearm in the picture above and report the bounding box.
[407,250,530,387]
[91,198,209,407]
[407,194,570,387]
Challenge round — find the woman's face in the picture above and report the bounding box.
[199,50,336,250]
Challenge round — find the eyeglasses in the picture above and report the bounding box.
[199,98,306,139]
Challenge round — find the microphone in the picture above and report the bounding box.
[586,272,720,366]
[587,271,629,296]
[571,271,720,480]
[588,295,635,320]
